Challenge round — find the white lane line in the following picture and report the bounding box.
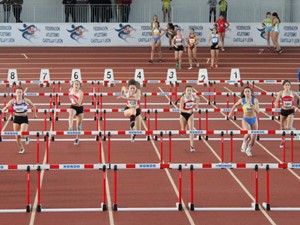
[98,116,115,225]
[23,54,28,59]
[141,104,196,225]
[163,86,277,225]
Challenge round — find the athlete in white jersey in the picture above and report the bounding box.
[179,85,200,152]
[68,80,84,145]
[117,79,142,142]
[2,87,37,154]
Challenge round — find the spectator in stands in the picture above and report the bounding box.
[63,0,76,22]
[271,12,283,54]
[162,0,171,23]
[166,22,175,50]
[207,0,217,23]
[1,0,12,23]
[90,0,101,22]
[12,0,22,23]
[101,0,112,22]
[121,0,132,22]
[218,0,227,19]
[76,0,89,22]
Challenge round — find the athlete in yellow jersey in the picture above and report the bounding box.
[162,0,172,22]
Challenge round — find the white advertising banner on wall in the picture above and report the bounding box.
[0,23,299,47]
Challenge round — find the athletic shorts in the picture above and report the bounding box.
[211,44,219,50]
[70,105,84,116]
[153,37,160,43]
[174,45,184,51]
[180,112,193,121]
[124,106,141,117]
[13,115,29,125]
[280,108,294,117]
[242,117,257,127]
[265,27,272,32]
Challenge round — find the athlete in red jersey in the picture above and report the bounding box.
[187,28,200,70]
[179,85,200,152]
[215,15,229,51]
[275,80,300,146]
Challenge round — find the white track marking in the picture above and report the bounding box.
[258,49,264,54]
[141,114,196,225]
[23,54,28,59]
[206,58,211,64]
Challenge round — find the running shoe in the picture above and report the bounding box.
[131,134,136,142]
[74,138,79,145]
[245,146,252,156]
[25,137,30,145]
[279,142,283,148]
[241,140,247,152]
[78,125,83,131]
[210,65,214,69]
[175,63,179,68]
[214,64,218,68]
[188,67,193,70]
[221,48,225,51]
[19,148,25,154]
[178,65,182,70]
[68,127,73,131]
[148,59,153,64]
[190,146,195,152]
[158,59,163,63]
[196,63,200,67]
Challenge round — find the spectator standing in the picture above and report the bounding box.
[121,0,132,22]
[162,0,171,23]
[76,0,89,22]
[90,0,101,22]
[207,0,217,23]
[63,0,76,22]
[12,0,22,23]
[1,0,12,23]
[219,0,227,20]
[102,0,112,22]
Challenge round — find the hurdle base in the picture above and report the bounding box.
[188,203,195,211]
[26,204,31,213]
[262,202,270,211]
[37,204,42,212]
[176,202,182,211]
[113,203,118,211]
[101,203,107,211]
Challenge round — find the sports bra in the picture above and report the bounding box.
[281,91,294,107]
[13,98,28,113]
[242,96,255,113]
[182,95,195,110]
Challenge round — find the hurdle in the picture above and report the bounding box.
[188,163,260,211]
[35,164,107,212]
[262,163,300,211]
[112,163,183,211]
[0,165,31,213]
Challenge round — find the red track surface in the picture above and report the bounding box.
[0,47,300,225]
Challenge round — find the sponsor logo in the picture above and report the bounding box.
[138,164,158,168]
[215,164,233,169]
[67,25,87,41]
[62,164,81,169]
[18,24,39,41]
[114,24,135,42]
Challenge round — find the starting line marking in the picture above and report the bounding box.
[258,49,264,54]
[22,54,28,59]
